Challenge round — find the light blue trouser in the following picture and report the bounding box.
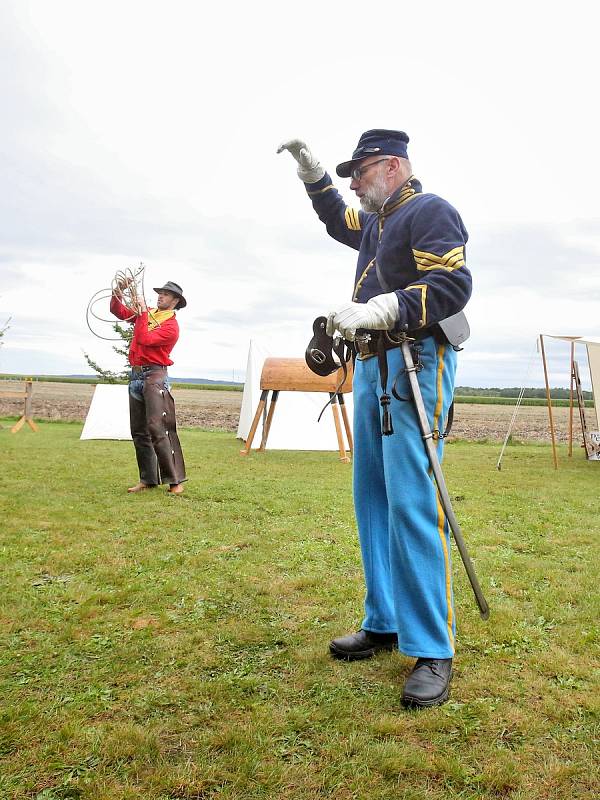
[352,338,457,659]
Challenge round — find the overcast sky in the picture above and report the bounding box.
[1,0,599,388]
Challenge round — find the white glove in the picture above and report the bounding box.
[326,293,400,341]
[276,138,325,184]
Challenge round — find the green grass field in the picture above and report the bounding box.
[1,423,598,799]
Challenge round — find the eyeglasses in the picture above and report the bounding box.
[351,157,391,181]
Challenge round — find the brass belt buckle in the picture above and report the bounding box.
[355,332,372,357]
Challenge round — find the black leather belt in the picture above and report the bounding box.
[355,329,433,359]
[131,364,166,373]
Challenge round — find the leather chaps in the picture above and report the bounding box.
[129,368,186,486]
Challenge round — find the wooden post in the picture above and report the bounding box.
[539,335,558,469]
[568,341,575,457]
[329,393,350,463]
[239,389,269,455]
[338,393,353,454]
[573,360,590,458]
[259,390,279,451]
[4,380,39,434]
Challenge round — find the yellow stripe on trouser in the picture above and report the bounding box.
[436,491,455,651]
[433,343,446,434]
[433,344,454,650]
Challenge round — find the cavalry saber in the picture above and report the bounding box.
[401,339,490,620]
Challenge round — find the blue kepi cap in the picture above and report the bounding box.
[336,129,410,178]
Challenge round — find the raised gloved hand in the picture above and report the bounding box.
[326,293,400,341]
[276,138,325,184]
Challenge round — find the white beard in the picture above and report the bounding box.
[359,172,389,212]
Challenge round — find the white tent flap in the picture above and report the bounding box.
[80,384,132,440]
[586,344,600,429]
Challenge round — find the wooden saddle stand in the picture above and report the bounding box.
[240,357,353,462]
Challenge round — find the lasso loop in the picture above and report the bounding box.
[85,263,159,341]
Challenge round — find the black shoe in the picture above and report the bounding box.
[329,629,398,661]
[401,658,453,708]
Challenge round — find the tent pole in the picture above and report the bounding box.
[568,341,575,457]
[540,334,558,469]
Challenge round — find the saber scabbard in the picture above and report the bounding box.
[401,339,490,620]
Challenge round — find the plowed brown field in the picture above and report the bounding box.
[0,380,591,443]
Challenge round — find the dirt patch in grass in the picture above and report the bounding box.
[450,402,590,444]
[0,380,593,442]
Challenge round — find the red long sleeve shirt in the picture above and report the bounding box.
[110,296,179,367]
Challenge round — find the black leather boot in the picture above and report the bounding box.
[401,658,453,708]
[329,629,398,660]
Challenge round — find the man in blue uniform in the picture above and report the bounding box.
[278,130,472,708]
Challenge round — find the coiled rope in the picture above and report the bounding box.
[85,263,160,341]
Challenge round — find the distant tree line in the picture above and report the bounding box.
[455,386,593,400]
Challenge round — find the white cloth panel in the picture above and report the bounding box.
[80,384,132,440]
[586,344,600,429]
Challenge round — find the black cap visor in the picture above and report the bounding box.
[336,158,364,179]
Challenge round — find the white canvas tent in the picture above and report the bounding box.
[237,340,353,452]
[80,383,131,440]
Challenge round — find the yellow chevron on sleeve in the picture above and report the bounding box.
[405,283,428,327]
[344,207,361,231]
[413,245,465,272]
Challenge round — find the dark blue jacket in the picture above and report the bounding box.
[306,174,472,332]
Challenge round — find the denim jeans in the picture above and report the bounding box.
[129,369,171,402]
